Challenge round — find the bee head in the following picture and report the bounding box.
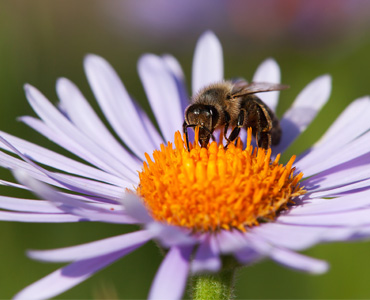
[185,104,219,147]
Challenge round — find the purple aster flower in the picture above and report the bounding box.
[0,31,369,300]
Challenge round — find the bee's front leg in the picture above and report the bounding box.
[183,120,191,152]
[225,109,245,149]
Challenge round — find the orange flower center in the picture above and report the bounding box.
[136,128,305,232]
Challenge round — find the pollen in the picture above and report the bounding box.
[136,128,306,233]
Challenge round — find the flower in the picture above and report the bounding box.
[1,31,369,300]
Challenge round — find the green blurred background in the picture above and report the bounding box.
[1,0,370,299]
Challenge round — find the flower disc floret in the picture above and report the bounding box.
[137,128,306,232]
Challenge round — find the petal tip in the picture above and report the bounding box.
[83,53,106,70]
[199,30,218,41]
[197,31,222,51]
[12,168,29,184]
[23,83,36,95]
[311,260,330,275]
[138,53,159,70]
[55,77,73,93]
[263,57,279,68]
[315,74,332,90]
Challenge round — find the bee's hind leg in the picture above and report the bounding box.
[257,131,271,149]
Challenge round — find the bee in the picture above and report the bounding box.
[183,80,288,151]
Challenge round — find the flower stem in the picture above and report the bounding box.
[191,269,235,300]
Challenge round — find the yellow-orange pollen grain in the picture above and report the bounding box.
[136,128,306,233]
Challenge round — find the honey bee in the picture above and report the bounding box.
[183,80,288,151]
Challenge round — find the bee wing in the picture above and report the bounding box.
[230,78,249,93]
[231,82,289,97]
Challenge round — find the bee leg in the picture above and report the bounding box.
[257,132,271,149]
[225,110,245,149]
[183,121,191,152]
[223,111,231,139]
[223,111,233,147]
[246,103,271,150]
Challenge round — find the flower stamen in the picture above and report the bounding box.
[137,128,305,233]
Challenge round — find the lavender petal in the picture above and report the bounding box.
[0,130,130,186]
[14,170,138,224]
[191,235,221,273]
[84,54,156,159]
[0,211,81,223]
[28,230,153,262]
[269,247,329,274]
[0,196,62,213]
[289,191,370,215]
[56,78,141,171]
[149,246,192,300]
[24,84,138,180]
[13,249,137,300]
[1,136,129,200]
[138,54,183,142]
[134,101,164,149]
[162,54,189,113]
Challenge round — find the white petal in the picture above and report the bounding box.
[315,96,370,148]
[192,31,223,94]
[309,179,370,198]
[278,207,370,226]
[302,153,370,194]
[273,75,332,153]
[298,130,370,177]
[295,97,370,172]
[288,190,370,215]
[252,58,281,112]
